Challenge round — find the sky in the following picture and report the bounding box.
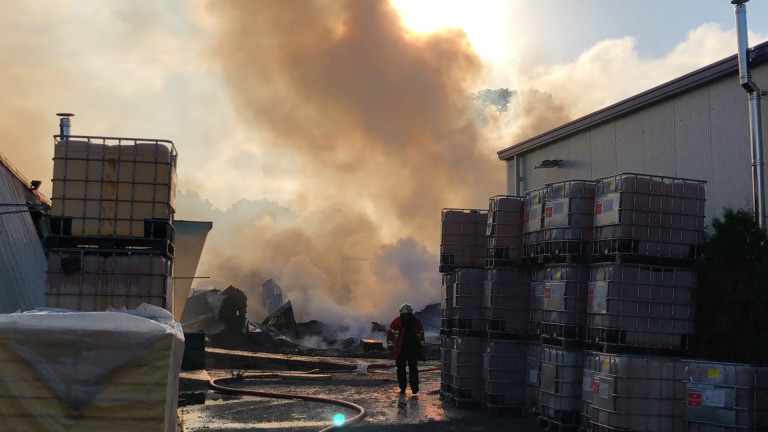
[1,0,766,335]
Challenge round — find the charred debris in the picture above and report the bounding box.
[180,281,442,360]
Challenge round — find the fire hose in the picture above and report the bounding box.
[208,366,441,431]
[209,371,366,432]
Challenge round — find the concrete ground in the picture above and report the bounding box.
[177,349,544,432]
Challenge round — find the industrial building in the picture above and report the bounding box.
[498,39,768,226]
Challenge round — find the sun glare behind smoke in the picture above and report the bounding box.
[389,0,508,61]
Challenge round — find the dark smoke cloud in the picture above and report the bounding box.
[197,0,508,326]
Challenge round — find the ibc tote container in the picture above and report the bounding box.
[483,267,530,335]
[482,339,527,409]
[540,263,589,341]
[440,209,488,271]
[486,195,524,263]
[46,250,173,312]
[540,180,596,256]
[586,263,695,351]
[684,360,768,431]
[452,268,485,330]
[50,138,177,239]
[592,173,705,260]
[538,345,584,430]
[587,353,685,432]
[450,335,484,404]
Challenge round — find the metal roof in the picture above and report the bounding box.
[0,155,48,312]
[497,40,768,160]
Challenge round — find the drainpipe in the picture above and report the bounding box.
[732,0,766,229]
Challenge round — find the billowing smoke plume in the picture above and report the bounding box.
[192,0,508,328]
[2,1,760,337]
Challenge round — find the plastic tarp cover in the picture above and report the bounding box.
[0,303,184,432]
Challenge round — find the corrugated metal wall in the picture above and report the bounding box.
[0,161,46,312]
[509,62,768,224]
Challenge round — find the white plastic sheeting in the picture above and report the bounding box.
[0,303,184,432]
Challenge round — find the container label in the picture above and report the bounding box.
[707,368,721,379]
[529,370,538,384]
[687,384,726,407]
[598,381,610,399]
[592,380,600,394]
[543,199,569,228]
[594,193,619,226]
[702,389,726,407]
[542,281,564,310]
[687,392,702,407]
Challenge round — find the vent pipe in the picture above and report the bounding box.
[732,0,765,229]
[56,113,74,139]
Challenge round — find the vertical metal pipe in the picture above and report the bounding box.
[732,0,766,228]
[56,113,74,139]
[748,91,765,228]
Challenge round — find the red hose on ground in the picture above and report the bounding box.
[209,372,367,432]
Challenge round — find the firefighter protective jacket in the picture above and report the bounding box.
[386,314,426,360]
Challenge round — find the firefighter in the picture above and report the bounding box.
[387,303,426,395]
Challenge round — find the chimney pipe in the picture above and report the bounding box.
[731,0,766,229]
[56,113,74,139]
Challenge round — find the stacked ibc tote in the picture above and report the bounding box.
[45,127,178,313]
[440,196,531,412]
[524,180,596,431]
[439,173,768,431]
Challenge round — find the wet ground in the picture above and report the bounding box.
[178,351,544,432]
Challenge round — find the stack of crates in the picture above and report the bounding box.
[439,173,711,431]
[580,174,704,432]
[440,207,487,407]
[45,136,177,312]
[483,196,530,412]
[586,174,704,354]
[684,360,768,431]
[440,197,533,412]
[535,262,589,430]
[482,267,530,411]
[440,268,485,407]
